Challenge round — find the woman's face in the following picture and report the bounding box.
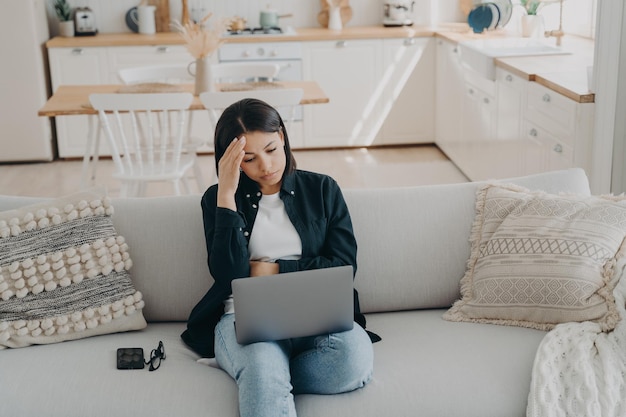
[240,129,286,195]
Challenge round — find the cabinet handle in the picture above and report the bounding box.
[542,93,551,103]
[529,128,538,137]
[336,41,347,48]
[453,47,458,53]
[71,48,84,55]
[553,144,563,153]
[505,74,513,82]
[468,88,475,95]
[483,97,490,104]
[156,46,170,53]
[403,38,416,46]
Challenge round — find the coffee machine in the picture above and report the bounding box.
[383,1,415,27]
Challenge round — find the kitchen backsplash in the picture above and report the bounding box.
[45,0,463,36]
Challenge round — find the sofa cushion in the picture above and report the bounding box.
[345,168,592,314]
[0,311,547,417]
[444,183,626,331]
[0,190,146,348]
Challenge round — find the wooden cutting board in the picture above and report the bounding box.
[148,0,170,32]
[317,0,353,28]
[459,0,473,18]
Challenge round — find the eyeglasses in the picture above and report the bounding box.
[145,341,166,371]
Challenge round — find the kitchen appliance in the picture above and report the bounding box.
[259,7,293,29]
[0,0,54,162]
[223,25,296,36]
[383,1,415,27]
[74,7,98,36]
[218,42,303,121]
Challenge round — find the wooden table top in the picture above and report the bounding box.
[38,81,329,117]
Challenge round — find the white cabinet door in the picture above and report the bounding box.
[521,120,574,175]
[106,45,198,82]
[522,122,548,175]
[434,38,464,160]
[49,47,109,89]
[48,47,109,158]
[303,39,383,148]
[496,68,525,141]
[524,82,593,175]
[375,38,435,145]
[457,82,500,180]
[462,83,496,143]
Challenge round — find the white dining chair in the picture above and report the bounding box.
[89,93,196,197]
[116,63,282,186]
[117,65,207,190]
[199,88,304,149]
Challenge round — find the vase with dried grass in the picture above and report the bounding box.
[172,13,229,95]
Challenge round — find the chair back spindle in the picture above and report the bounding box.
[89,93,195,197]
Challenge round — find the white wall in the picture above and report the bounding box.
[46,0,463,36]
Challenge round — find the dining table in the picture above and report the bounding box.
[38,80,329,189]
[37,80,329,117]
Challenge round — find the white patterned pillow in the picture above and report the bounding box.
[0,190,146,348]
[444,183,626,332]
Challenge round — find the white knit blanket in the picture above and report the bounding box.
[527,262,626,417]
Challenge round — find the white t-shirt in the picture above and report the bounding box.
[224,191,302,314]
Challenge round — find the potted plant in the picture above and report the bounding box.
[54,0,74,37]
[172,13,229,94]
[520,0,544,37]
[521,0,543,15]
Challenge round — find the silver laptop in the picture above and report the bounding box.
[231,265,355,345]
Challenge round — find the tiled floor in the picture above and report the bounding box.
[0,145,468,198]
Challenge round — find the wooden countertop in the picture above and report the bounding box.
[45,24,469,48]
[46,23,595,103]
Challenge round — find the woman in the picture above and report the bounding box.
[181,98,378,417]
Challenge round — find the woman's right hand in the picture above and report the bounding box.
[217,136,246,211]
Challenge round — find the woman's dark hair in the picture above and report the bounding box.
[213,98,297,178]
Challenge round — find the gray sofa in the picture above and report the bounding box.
[0,168,591,417]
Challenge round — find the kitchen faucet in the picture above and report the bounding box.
[544,0,564,46]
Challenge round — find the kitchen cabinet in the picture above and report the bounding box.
[435,49,593,181]
[489,67,527,178]
[521,121,574,175]
[437,39,499,181]
[496,68,525,142]
[435,38,465,165]
[521,82,593,175]
[48,45,216,157]
[302,39,384,148]
[106,45,193,81]
[48,47,109,158]
[302,37,434,148]
[374,38,435,145]
[462,81,496,143]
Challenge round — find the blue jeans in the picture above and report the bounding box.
[214,313,373,417]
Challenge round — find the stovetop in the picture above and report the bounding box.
[223,26,296,37]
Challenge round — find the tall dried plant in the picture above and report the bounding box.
[171,13,229,59]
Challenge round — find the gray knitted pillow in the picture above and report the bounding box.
[0,190,146,349]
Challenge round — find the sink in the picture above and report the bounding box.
[458,38,571,81]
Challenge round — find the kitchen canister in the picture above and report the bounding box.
[328,6,342,30]
[137,5,156,35]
